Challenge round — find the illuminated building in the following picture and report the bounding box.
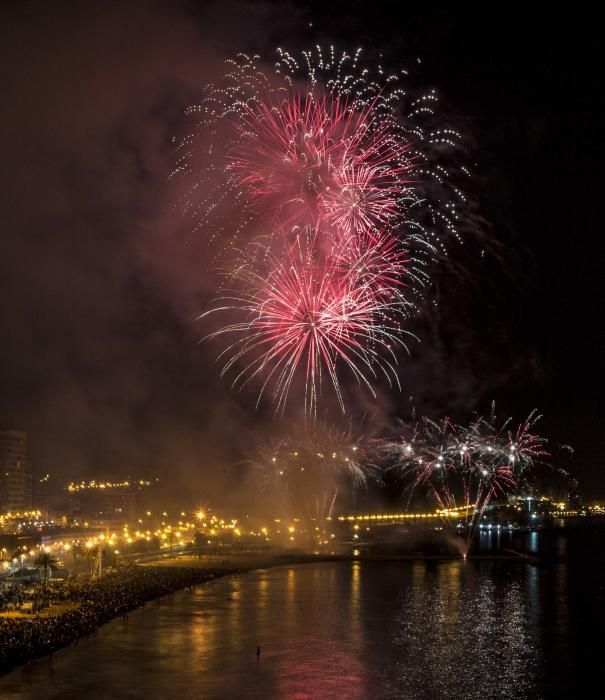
[66,479,156,524]
[0,428,32,512]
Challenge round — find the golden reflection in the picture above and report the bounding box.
[187,587,219,672]
[286,567,297,612]
[439,561,462,625]
[258,572,269,609]
[412,560,426,583]
[349,561,362,645]
[227,582,242,649]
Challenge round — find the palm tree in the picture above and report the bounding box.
[33,551,59,587]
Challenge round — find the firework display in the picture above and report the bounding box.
[176,48,565,550]
[251,424,375,522]
[180,46,467,413]
[382,407,550,550]
[202,230,417,414]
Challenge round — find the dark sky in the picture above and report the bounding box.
[0,2,602,501]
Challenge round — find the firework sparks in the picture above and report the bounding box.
[229,92,414,241]
[251,425,376,522]
[201,230,416,416]
[382,407,550,551]
[178,46,468,413]
[178,46,464,259]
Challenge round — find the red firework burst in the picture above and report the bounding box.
[229,93,414,241]
[182,47,470,413]
[202,231,415,415]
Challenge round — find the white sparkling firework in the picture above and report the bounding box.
[177,46,470,413]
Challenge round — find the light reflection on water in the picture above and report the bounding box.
[0,527,603,699]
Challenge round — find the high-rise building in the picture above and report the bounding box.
[0,429,33,513]
[567,479,582,510]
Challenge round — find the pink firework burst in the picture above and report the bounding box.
[229,92,414,241]
[181,47,471,413]
[335,231,414,306]
[202,231,415,415]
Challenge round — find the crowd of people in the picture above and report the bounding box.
[0,565,231,673]
[0,584,25,611]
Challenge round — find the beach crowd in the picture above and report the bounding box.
[0,565,229,673]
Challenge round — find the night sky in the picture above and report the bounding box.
[1,2,602,501]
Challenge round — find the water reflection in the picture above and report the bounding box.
[349,561,361,643]
[0,527,602,699]
[388,561,536,697]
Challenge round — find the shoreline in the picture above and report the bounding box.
[1,549,545,676]
[0,565,236,676]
